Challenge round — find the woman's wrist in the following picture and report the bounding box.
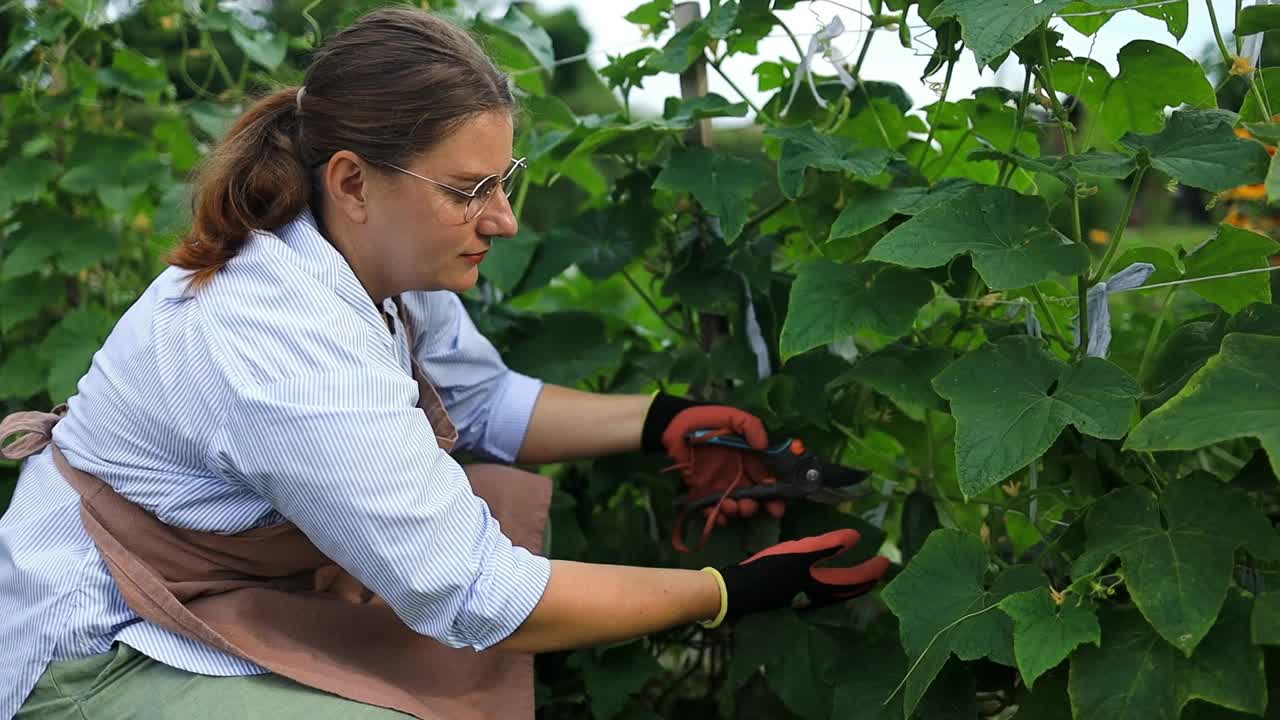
[698,567,729,629]
[640,391,707,454]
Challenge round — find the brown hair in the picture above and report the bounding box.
[168,7,515,288]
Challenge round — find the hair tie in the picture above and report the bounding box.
[295,86,306,112]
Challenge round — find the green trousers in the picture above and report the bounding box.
[17,642,412,719]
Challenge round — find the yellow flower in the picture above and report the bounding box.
[1088,228,1109,245]
[1224,184,1268,201]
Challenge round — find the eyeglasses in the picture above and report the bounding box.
[383,157,526,223]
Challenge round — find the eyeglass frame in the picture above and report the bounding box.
[381,156,527,222]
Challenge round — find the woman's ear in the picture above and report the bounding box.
[323,150,370,225]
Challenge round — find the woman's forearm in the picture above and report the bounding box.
[516,385,653,464]
[492,560,721,653]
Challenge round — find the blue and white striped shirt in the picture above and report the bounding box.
[0,209,551,718]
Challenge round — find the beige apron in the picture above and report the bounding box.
[0,299,550,720]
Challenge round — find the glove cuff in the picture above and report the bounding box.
[641,392,707,454]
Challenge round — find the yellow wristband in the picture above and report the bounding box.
[699,566,729,629]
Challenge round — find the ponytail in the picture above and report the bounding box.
[168,87,312,289]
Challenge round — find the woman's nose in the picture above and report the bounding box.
[474,190,518,238]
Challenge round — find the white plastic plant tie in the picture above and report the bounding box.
[1074,262,1156,358]
[864,478,895,529]
[738,272,773,380]
[830,335,860,363]
[1006,298,1042,339]
[1242,0,1274,72]
[782,15,855,116]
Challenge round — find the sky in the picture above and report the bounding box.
[530,0,1243,121]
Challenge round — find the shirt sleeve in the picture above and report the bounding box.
[399,291,543,462]
[209,366,551,650]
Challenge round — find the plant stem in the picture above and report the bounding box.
[929,128,970,177]
[1089,165,1147,284]
[1206,0,1271,118]
[707,55,764,118]
[851,30,894,148]
[1036,31,1089,358]
[1030,286,1068,348]
[742,196,788,237]
[1137,287,1177,384]
[775,13,806,61]
[922,56,956,166]
[621,267,693,340]
[997,68,1033,188]
[1236,0,1245,54]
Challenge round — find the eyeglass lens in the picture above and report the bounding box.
[463,162,523,221]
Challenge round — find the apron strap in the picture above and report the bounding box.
[394,295,460,453]
[0,404,67,460]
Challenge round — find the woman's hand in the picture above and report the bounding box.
[658,404,787,524]
[710,529,890,624]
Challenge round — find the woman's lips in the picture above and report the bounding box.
[461,250,487,264]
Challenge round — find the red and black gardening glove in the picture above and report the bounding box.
[642,393,785,550]
[701,529,891,627]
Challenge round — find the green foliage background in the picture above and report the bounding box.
[3,0,1280,718]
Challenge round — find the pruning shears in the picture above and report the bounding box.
[676,429,872,513]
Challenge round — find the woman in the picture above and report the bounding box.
[0,8,889,719]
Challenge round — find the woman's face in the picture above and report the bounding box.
[361,111,519,296]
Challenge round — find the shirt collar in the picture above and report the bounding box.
[277,207,392,344]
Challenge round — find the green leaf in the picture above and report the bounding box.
[1100,41,1215,142]
[0,275,61,334]
[765,124,895,199]
[569,641,662,720]
[1181,224,1278,314]
[1059,1,1188,37]
[829,187,902,241]
[38,306,116,401]
[969,149,1138,186]
[998,588,1100,689]
[729,610,841,720]
[841,343,950,420]
[1238,4,1280,34]
[881,528,1044,718]
[1253,592,1280,645]
[0,351,48,401]
[624,0,672,35]
[928,0,1072,69]
[96,47,171,100]
[867,185,1089,290]
[706,0,740,39]
[1110,244,1184,285]
[188,101,239,140]
[1,209,116,279]
[779,261,934,362]
[1068,595,1266,719]
[1049,41,1213,144]
[504,312,623,387]
[1128,332,1280,479]
[1244,121,1280,146]
[645,19,710,74]
[231,23,289,71]
[477,7,555,75]
[1267,152,1280,205]
[1073,473,1280,655]
[652,146,770,243]
[1119,109,1271,192]
[1241,67,1280,122]
[58,132,162,213]
[662,93,749,124]
[0,157,60,219]
[481,228,539,294]
[932,336,1140,497]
